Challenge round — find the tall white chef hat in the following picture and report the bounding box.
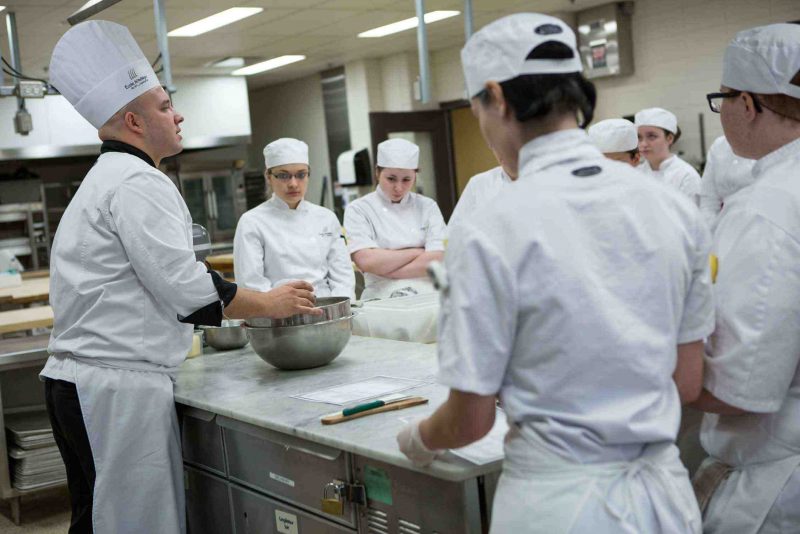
[263,138,309,168]
[49,20,160,130]
[634,107,678,134]
[461,13,582,98]
[722,23,800,99]
[588,119,638,152]
[377,139,419,169]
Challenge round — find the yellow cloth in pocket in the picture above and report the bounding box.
[710,254,718,284]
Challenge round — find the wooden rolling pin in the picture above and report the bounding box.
[321,397,428,425]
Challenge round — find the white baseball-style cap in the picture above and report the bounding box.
[460,13,583,98]
[49,20,160,129]
[377,139,419,169]
[635,108,678,134]
[264,138,309,168]
[588,119,638,153]
[722,23,800,98]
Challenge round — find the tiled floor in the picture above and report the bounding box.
[0,487,70,534]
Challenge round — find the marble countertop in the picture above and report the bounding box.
[175,335,502,482]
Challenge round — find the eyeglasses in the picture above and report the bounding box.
[706,91,763,114]
[270,170,309,181]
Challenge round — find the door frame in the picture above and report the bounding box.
[369,110,457,220]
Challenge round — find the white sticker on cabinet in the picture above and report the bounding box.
[275,510,299,534]
[270,472,296,487]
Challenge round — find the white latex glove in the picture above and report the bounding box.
[396,420,441,467]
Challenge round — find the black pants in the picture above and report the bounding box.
[45,378,95,534]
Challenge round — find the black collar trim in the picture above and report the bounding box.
[100,140,155,168]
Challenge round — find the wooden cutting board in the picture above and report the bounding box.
[0,306,53,334]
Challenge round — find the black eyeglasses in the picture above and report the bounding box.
[270,170,309,181]
[706,91,763,113]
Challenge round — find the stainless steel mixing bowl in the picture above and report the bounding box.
[246,296,351,328]
[246,315,352,370]
[200,319,249,351]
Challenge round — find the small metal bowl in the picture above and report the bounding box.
[246,315,352,370]
[200,319,249,351]
[246,296,351,328]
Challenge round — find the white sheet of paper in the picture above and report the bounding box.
[294,376,427,406]
[450,413,508,465]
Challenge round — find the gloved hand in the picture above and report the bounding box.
[397,419,441,467]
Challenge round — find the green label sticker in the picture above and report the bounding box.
[363,465,393,506]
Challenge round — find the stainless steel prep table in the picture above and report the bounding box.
[175,335,503,534]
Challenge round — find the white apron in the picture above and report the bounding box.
[490,423,701,533]
[74,358,184,534]
[697,455,800,533]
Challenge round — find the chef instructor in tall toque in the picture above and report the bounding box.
[42,21,321,534]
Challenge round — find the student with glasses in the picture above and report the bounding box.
[233,138,355,299]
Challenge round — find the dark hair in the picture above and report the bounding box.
[478,42,596,128]
[660,126,681,145]
[627,147,639,159]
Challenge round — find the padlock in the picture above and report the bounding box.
[321,481,344,516]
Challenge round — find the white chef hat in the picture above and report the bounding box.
[461,13,582,98]
[722,23,800,99]
[49,21,160,130]
[634,107,678,134]
[588,119,638,152]
[377,139,419,169]
[263,138,309,168]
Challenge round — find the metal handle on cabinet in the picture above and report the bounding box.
[206,190,214,220]
[211,191,219,220]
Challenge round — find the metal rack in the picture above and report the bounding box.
[0,200,50,270]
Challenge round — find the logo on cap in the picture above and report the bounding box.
[534,23,563,35]
[128,68,138,80]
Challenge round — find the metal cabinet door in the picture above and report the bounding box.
[179,406,227,476]
[181,175,210,230]
[185,465,233,534]
[230,484,355,534]
[353,456,484,534]
[220,417,356,528]
[209,174,238,241]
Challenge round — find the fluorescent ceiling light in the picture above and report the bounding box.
[578,24,591,35]
[168,7,263,37]
[358,10,460,38]
[207,57,246,68]
[67,0,123,25]
[604,21,617,34]
[0,6,5,14]
[232,55,306,76]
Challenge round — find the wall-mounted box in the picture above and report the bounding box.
[577,2,635,79]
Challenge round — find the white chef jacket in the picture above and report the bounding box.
[439,129,714,464]
[448,166,512,232]
[639,154,702,205]
[42,151,218,380]
[233,195,354,299]
[699,136,756,231]
[700,137,800,533]
[344,188,446,298]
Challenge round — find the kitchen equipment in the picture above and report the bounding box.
[246,315,352,370]
[246,296,351,328]
[321,396,428,425]
[200,320,248,351]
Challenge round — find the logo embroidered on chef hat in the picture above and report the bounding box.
[534,23,563,35]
